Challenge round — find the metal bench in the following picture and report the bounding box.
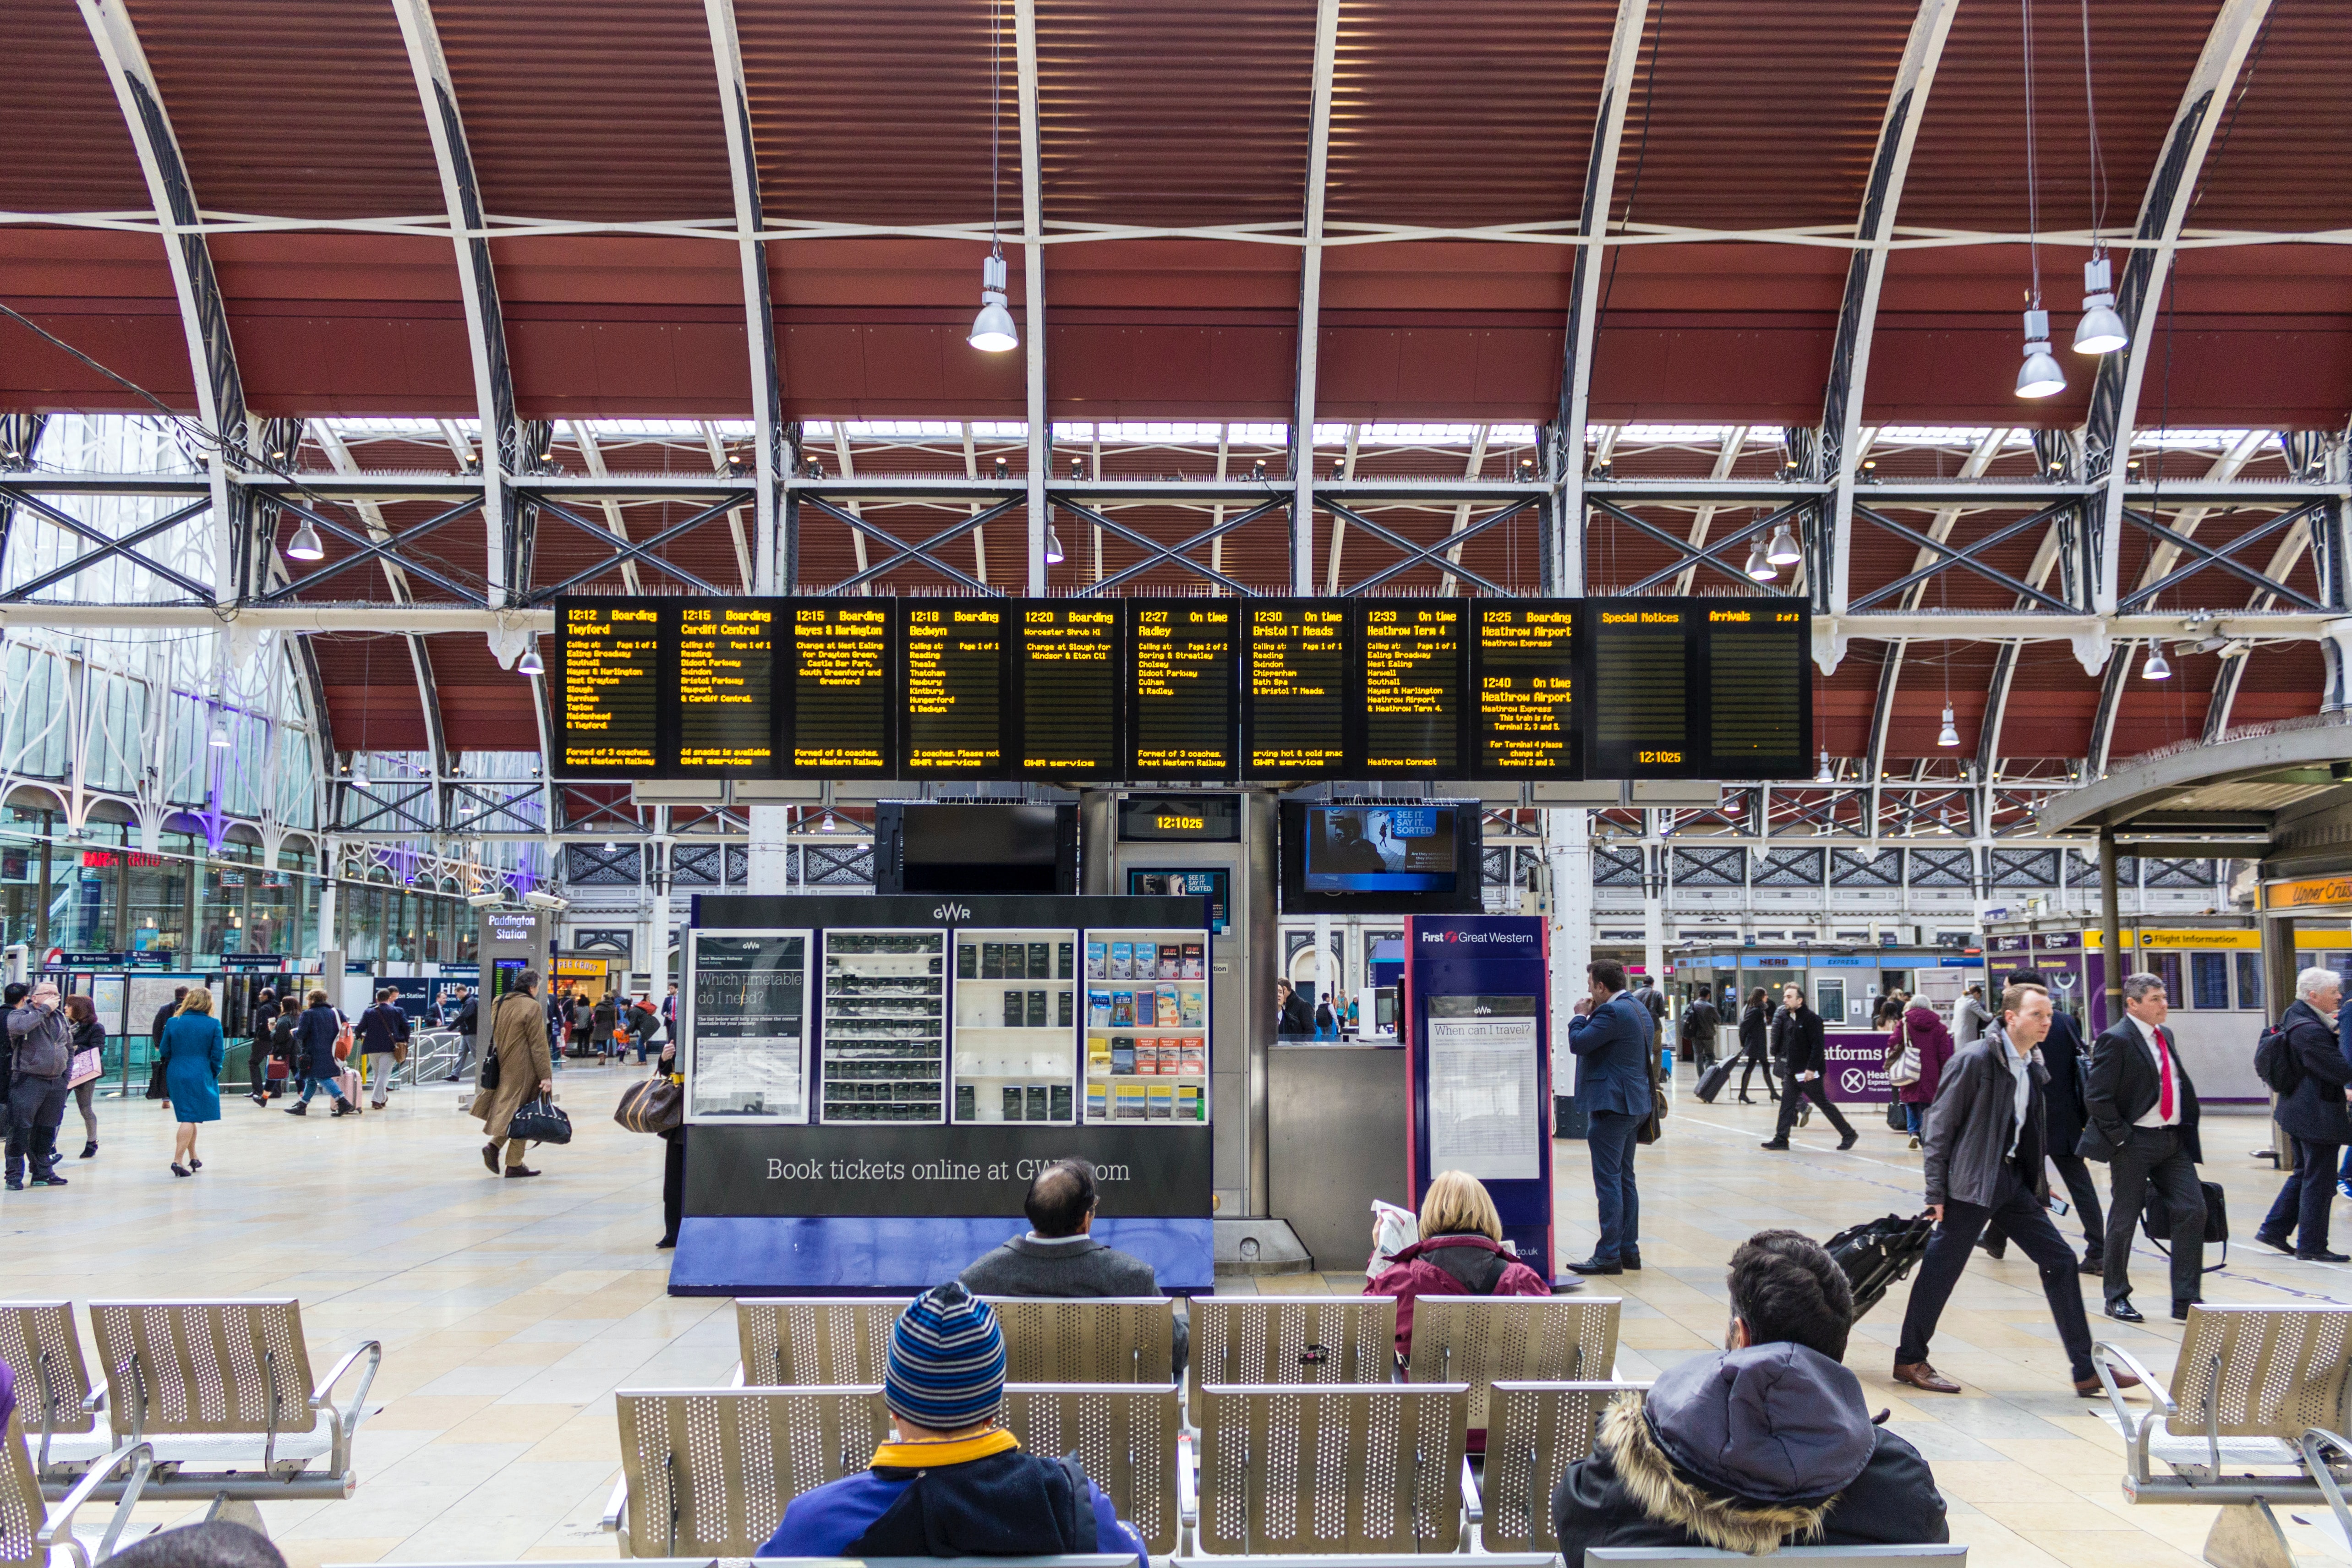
[0,1306,109,1479]
[1001,1384,1181,1556]
[77,1299,380,1503]
[1,1409,152,1568]
[606,1386,890,1557]
[338,1558,1145,1568]
[1477,1381,1648,1553]
[1587,1549,1966,1567]
[733,1298,908,1387]
[987,1297,1177,1386]
[2090,1302,2352,1568]
[1186,1297,1397,1408]
[1192,1382,1468,1554]
[1405,1295,1623,1438]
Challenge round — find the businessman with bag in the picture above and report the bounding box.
[2079,971,2207,1322]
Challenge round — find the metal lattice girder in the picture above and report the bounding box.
[1906,845,1975,887]
[1831,848,1902,887]
[1321,497,1529,598]
[1989,847,2060,887]
[1670,845,1745,887]
[1056,497,1258,597]
[1848,499,2077,612]
[520,491,752,601]
[258,493,485,602]
[449,781,545,835]
[2116,503,2326,612]
[1077,496,1289,598]
[336,782,436,835]
[561,787,646,833]
[563,843,641,885]
[805,492,1025,597]
[1754,847,1825,887]
[0,491,211,602]
[1614,497,1812,597]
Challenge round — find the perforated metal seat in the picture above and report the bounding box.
[1192,1382,1467,1554]
[0,1306,109,1477]
[1586,1548,1969,1567]
[1475,1380,1644,1552]
[2090,1303,2352,1568]
[1,1410,153,1568]
[732,1299,908,1388]
[1404,1296,1623,1435]
[986,1298,1176,1385]
[1186,1297,1396,1408]
[607,1386,891,1558]
[77,1300,379,1503]
[1001,1384,1181,1555]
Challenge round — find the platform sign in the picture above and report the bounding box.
[1357,600,1466,777]
[789,603,894,775]
[1127,599,1238,778]
[1013,604,1123,779]
[557,600,662,776]
[1472,602,1578,777]
[1241,601,1351,778]
[901,600,1010,777]
[676,600,779,776]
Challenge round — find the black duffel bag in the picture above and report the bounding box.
[2141,1178,2228,1270]
[1825,1211,1936,1319]
[507,1093,573,1146]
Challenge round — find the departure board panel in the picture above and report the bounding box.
[1588,601,1698,777]
[789,604,894,775]
[1706,605,1810,775]
[676,601,779,775]
[1014,604,1122,779]
[1241,601,1351,779]
[1357,601,1466,776]
[557,601,661,776]
[1472,603,1579,777]
[1128,599,1238,778]
[900,600,1009,776]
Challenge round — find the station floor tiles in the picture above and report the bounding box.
[9,1065,2350,1568]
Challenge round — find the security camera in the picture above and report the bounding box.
[467,891,508,909]
[523,891,570,912]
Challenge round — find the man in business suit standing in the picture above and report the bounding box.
[1566,960,1653,1276]
[1761,983,1858,1152]
[2080,971,2205,1322]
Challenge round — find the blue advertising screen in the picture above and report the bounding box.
[1301,806,1456,893]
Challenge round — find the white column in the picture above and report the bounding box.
[1313,912,1333,1025]
[1546,808,1592,1096]
[1643,830,1666,993]
[747,804,792,896]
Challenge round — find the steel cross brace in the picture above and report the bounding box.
[2117,503,2327,612]
[1075,496,1289,597]
[558,789,646,832]
[1051,496,1260,597]
[801,492,1022,597]
[1849,499,2076,612]
[521,491,749,601]
[1319,497,1528,597]
[0,492,212,602]
[1585,496,1803,597]
[260,493,486,603]
[337,783,437,835]
[449,782,544,834]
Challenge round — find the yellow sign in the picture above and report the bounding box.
[552,956,611,978]
[2133,929,2261,951]
[2296,927,2352,949]
[2267,876,2352,912]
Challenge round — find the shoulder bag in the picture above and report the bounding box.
[1635,1023,1668,1145]
[614,1072,684,1135]
[508,1093,573,1146]
[1887,1016,1922,1087]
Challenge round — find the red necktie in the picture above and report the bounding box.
[2155,1028,2175,1121]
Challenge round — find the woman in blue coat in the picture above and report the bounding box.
[161,985,225,1178]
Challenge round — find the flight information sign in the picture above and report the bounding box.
[1587,600,1698,778]
[557,600,661,776]
[1012,603,1122,779]
[1127,598,1238,778]
[1241,601,1351,779]
[1472,602,1578,777]
[901,599,1009,777]
[675,600,778,775]
[1357,600,1466,776]
[1706,604,1811,776]
[789,604,894,775]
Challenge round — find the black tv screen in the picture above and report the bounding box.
[878,803,1076,896]
[1279,802,1482,914]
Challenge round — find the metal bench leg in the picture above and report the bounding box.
[205,1493,270,1540]
[2204,1500,2293,1568]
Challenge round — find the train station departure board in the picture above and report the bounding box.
[1242,601,1351,779]
[1128,599,1238,778]
[550,594,1811,782]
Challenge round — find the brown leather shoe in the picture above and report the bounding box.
[2077,1368,2142,1397]
[1893,1360,1961,1393]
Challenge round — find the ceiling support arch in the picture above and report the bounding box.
[314,423,449,798]
[703,0,787,594]
[75,0,246,606]
[1287,0,1342,596]
[1820,0,1960,619]
[2084,0,2274,617]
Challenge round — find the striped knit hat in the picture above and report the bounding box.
[884,1283,1006,1429]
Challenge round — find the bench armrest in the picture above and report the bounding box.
[38,1440,153,1568]
[310,1340,383,1475]
[601,1473,631,1555]
[81,1388,107,1415]
[1175,1429,1197,1556]
[2303,1429,2352,1542]
[2090,1340,2171,1486]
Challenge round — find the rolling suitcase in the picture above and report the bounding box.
[1825,1212,1936,1319]
[1694,1059,1734,1104]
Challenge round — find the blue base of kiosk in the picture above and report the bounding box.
[668,1215,1215,1295]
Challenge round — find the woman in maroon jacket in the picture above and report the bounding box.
[1891,1001,1955,1147]
[1367,1169,1552,1360]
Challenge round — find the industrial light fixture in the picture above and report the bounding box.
[601,841,618,853]
[1743,535,1777,582]
[286,520,324,560]
[350,763,371,791]
[1070,457,1085,480]
[1766,521,1802,566]
[208,716,231,748]
[968,0,1017,352]
[2072,256,2127,354]
[1816,751,1835,784]
[1937,706,1960,748]
[517,644,543,677]
[993,458,1010,480]
[1045,525,1065,565]
[1249,459,1267,481]
[2016,310,2066,398]
[2012,0,2063,399]
[2141,640,2172,680]
[969,252,1017,352]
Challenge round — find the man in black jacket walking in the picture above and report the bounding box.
[1761,985,1856,1151]
[1679,996,1722,1070]
[2080,971,2205,1322]
[2256,968,2352,1261]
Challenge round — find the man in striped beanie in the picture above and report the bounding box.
[757,1282,1147,1563]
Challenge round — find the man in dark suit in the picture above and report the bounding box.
[2080,971,2205,1322]
[1989,969,2104,1270]
[1567,960,1654,1275]
[1761,984,1857,1151]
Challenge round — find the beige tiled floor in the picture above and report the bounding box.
[11,1065,2348,1567]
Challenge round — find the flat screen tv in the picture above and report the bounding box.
[1278,801,1482,914]
[875,803,1078,896]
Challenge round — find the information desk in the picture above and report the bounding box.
[669,893,1214,1295]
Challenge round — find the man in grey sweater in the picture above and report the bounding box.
[959,1158,1187,1377]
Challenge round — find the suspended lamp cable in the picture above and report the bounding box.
[2070,0,2126,355]
[968,0,1017,352]
[2013,0,2064,397]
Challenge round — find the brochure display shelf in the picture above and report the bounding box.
[1083,928,1212,1125]
[817,928,946,1124]
[952,927,1079,1124]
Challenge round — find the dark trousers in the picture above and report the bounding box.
[1586,1109,1641,1262]
[1986,1149,2106,1254]
[1736,1057,1778,1100]
[2262,1138,2341,1255]
[247,1043,272,1095]
[2101,1126,2204,1306]
[1897,1159,2095,1380]
[6,1072,71,1180]
[1772,1075,1854,1142]
[660,1126,688,1244]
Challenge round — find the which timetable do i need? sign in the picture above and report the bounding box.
[556,595,1812,784]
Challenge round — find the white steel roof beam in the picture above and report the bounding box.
[1289,0,1342,596]
[702,0,785,593]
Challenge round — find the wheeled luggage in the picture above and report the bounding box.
[1825,1211,1936,1318]
[1694,1059,1733,1104]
